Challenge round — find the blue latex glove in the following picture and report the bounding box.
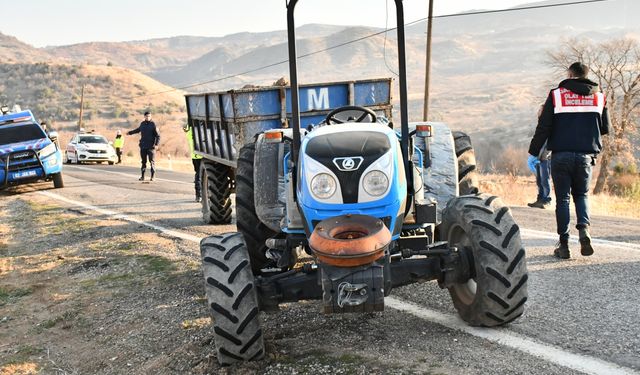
[527,155,540,173]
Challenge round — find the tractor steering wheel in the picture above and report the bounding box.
[324,105,377,125]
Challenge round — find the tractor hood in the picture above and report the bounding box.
[299,123,405,203]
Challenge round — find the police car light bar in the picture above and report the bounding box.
[0,116,33,126]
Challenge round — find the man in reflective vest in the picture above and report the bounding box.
[184,124,203,202]
[528,62,610,259]
[113,130,124,164]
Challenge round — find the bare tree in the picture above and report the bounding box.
[546,37,640,194]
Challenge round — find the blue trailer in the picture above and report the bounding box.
[185,78,393,223]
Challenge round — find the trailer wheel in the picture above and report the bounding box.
[201,232,265,365]
[453,131,479,195]
[52,173,64,188]
[201,161,232,224]
[236,142,277,273]
[441,193,528,326]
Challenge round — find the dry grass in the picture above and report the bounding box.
[480,173,640,219]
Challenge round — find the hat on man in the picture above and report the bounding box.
[144,111,151,116]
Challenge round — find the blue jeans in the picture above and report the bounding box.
[550,152,593,240]
[536,159,552,203]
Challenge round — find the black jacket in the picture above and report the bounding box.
[128,120,160,149]
[529,78,610,156]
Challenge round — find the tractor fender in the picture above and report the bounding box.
[254,134,287,232]
[412,122,458,224]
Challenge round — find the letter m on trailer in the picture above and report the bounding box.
[307,88,329,111]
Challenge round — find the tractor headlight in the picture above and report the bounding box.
[311,173,337,199]
[363,170,389,196]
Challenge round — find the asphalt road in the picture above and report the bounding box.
[4,163,639,374]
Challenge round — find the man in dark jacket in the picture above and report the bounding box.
[528,62,610,259]
[127,111,160,181]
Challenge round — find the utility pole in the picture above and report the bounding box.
[422,0,434,121]
[78,84,85,131]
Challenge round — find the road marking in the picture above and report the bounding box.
[35,191,640,374]
[521,228,640,252]
[65,165,192,185]
[38,191,202,243]
[385,298,638,375]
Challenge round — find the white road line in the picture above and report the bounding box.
[35,191,640,374]
[38,191,201,243]
[65,165,191,185]
[385,298,638,375]
[521,228,640,251]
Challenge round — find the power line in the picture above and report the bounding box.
[125,0,609,100]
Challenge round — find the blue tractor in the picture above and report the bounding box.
[195,0,528,365]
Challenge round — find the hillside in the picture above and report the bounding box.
[45,24,347,74]
[0,63,190,160]
[0,32,52,63]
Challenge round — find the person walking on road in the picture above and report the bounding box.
[184,124,203,202]
[113,129,124,164]
[127,111,160,181]
[528,62,610,259]
[528,105,552,209]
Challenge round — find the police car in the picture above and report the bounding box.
[0,106,64,189]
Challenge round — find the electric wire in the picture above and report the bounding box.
[118,0,609,100]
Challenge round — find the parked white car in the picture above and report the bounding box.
[65,133,117,165]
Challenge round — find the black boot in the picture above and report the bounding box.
[579,227,594,256]
[553,238,570,259]
[150,171,155,181]
[139,169,145,181]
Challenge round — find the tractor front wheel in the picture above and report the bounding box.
[200,233,265,365]
[440,193,528,326]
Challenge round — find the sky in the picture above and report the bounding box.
[0,0,536,47]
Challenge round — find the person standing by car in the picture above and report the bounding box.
[184,124,203,202]
[127,111,160,181]
[528,62,610,259]
[113,129,124,164]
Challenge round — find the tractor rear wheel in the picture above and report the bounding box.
[200,233,265,365]
[236,142,277,273]
[452,131,479,195]
[201,161,232,224]
[441,193,528,326]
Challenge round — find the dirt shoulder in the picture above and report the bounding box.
[0,194,431,375]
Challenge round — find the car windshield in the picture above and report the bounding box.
[0,123,46,144]
[78,135,107,144]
